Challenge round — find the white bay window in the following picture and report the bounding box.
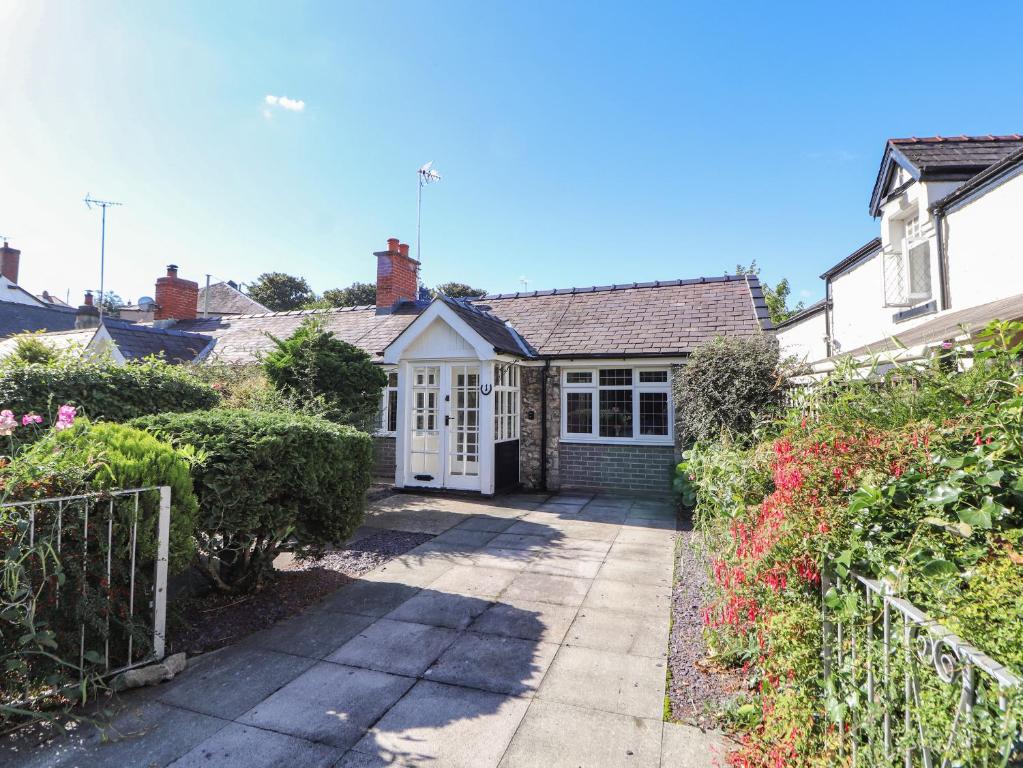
[561,367,672,443]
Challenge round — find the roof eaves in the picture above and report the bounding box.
[773,298,827,330]
[820,237,883,280]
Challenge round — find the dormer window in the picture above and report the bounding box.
[883,213,932,306]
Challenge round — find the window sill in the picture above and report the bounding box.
[374,431,398,438]
[892,300,936,324]
[559,435,674,447]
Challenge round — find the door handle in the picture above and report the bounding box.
[445,415,451,426]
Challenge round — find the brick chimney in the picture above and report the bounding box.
[154,264,199,321]
[0,241,21,285]
[75,291,100,329]
[375,238,419,314]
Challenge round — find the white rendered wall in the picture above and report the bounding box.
[776,310,827,363]
[944,170,1023,310]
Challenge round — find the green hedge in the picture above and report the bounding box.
[132,408,373,592]
[0,357,219,425]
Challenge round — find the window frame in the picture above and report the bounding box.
[377,368,399,436]
[560,366,673,445]
[493,363,520,443]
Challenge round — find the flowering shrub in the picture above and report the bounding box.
[682,322,1023,766]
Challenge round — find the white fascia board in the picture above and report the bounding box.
[382,300,496,363]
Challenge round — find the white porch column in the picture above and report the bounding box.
[479,360,495,495]
[393,361,409,488]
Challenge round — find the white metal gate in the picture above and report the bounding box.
[1,486,171,690]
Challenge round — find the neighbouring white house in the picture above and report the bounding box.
[778,135,1023,367]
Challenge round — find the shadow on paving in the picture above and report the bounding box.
[0,514,563,768]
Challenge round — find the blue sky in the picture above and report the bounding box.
[2,2,1023,308]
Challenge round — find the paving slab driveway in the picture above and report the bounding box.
[5,492,731,768]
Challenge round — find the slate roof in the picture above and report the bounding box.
[0,320,214,364]
[871,135,1023,215]
[439,296,533,356]
[164,275,768,362]
[170,304,422,363]
[932,144,1023,213]
[843,291,1023,358]
[0,302,78,338]
[891,135,1023,177]
[476,275,769,357]
[0,328,96,359]
[197,282,269,316]
[103,321,213,363]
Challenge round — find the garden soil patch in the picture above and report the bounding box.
[167,529,434,656]
[667,520,744,729]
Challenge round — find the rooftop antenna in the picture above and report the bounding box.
[417,161,442,263]
[84,194,123,319]
[519,276,529,292]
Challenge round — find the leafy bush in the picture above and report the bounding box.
[682,323,1023,766]
[1,422,198,723]
[186,361,337,420]
[132,408,373,593]
[674,334,780,446]
[0,356,219,425]
[262,317,387,429]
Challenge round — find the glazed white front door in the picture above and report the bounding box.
[404,363,482,492]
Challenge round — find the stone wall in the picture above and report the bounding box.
[373,435,396,479]
[519,364,561,491]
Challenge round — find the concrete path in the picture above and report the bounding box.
[4,492,731,768]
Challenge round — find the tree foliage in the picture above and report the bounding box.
[319,282,377,308]
[674,334,780,445]
[735,261,805,324]
[262,317,387,429]
[131,409,373,593]
[433,282,487,299]
[247,272,313,311]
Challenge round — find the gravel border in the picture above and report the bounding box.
[666,518,743,729]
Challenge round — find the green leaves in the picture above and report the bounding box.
[925,483,962,506]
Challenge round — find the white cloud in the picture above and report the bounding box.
[263,94,306,117]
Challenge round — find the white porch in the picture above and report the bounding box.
[382,299,524,495]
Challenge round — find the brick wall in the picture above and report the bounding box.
[0,244,21,284]
[154,266,199,321]
[560,442,676,494]
[373,436,396,479]
[375,239,419,312]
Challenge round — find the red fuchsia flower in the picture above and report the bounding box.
[974,431,983,446]
[21,413,43,426]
